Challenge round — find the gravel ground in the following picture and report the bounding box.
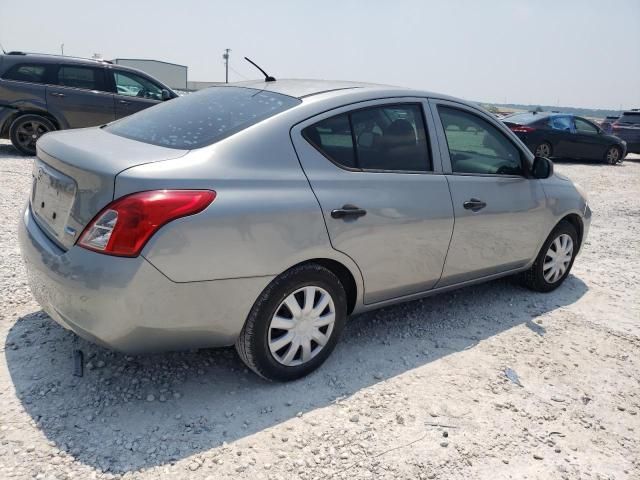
[1,139,639,479]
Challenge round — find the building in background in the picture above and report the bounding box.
[112,58,188,90]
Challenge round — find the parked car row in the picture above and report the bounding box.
[606,110,640,154]
[0,52,177,155]
[18,79,591,380]
[501,111,627,164]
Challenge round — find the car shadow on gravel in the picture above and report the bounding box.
[6,275,587,474]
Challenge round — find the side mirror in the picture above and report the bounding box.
[161,89,172,101]
[531,156,554,179]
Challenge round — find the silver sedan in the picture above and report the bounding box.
[18,80,591,381]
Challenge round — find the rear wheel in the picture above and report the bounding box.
[9,114,55,156]
[534,142,552,158]
[521,221,578,292]
[236,263,347,381]
[604,145,622,165]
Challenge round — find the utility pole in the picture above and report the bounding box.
[223,48,231,83]
[60,43,64,56]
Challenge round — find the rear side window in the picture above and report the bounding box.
[56,66,106,91]
[303,104,431,172]
[550,116,574,131]
[439,106,523,176]
[2,63,48,83]
[106,86,301,149]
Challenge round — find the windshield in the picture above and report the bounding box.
[618,113,640,125]
[106,86,301,149]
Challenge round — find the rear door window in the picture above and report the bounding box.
[2,63,49,83]
[56,65,107,91]
[302,103,431,172]
[438,106,523,176]
[106,86,301,149]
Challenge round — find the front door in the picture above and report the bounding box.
[110,69,165,119]
[291,100,454,304]
[572,117,608,160]
[46,65,115,128]
[429,100,548,286]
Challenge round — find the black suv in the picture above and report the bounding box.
[0,52,177,155]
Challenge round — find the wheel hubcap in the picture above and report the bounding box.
[16,121,48,150]
[606,148,619,163]
[268,286,335,367]
[536,143,550,157]
[543,234,574,283]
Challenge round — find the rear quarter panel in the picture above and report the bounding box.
[114,114,364,295]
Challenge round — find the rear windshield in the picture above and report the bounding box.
[501,112,545,125]
[618,112,640,124]
[106,86,301,149]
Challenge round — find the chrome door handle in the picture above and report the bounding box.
[118,100,130,105]
[463,198,487,212]
[331,204,367,219]
[50,92,65,97]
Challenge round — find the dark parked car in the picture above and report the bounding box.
[600,115,619,134]
[0,52,177,155]
[502,112,627,164]
[611,110,640,154]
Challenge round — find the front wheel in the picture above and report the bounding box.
[236,263,347,381]
[604,145,623,165]
[521,221,578,292]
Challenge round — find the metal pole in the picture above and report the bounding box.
[61,43,64,56]
[223,48,230,83]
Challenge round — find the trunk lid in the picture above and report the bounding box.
[32,127,188,250]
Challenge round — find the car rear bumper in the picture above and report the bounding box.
[18,204,273,353]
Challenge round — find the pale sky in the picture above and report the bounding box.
[1,0,639,110]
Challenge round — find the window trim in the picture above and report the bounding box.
[301,101,435,174]
[431,100,533,178]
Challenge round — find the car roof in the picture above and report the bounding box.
[229,78,455,101]
[1,52,112,66]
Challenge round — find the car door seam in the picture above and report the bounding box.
[287,126,367,298]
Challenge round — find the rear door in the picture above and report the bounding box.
[110,69,165,119]
[291,99,454,304]
[46,64,115,128]
[429,99,548,286]
[572,116,608,160]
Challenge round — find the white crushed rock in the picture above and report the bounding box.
[0,139,639,479]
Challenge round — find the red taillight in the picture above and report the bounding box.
[612,123,621,131]
[509,125,536,133]
[78,190,216,257]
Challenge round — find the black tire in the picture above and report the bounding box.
[521,220,578,292]
[9,114,56,156]
[604,145,623,165]
[534,142,553,158]
[235,263,348,381]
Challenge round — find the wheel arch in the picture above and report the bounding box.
[558,213,584,252]
[9,110,62,131]
[295,258,359,315]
